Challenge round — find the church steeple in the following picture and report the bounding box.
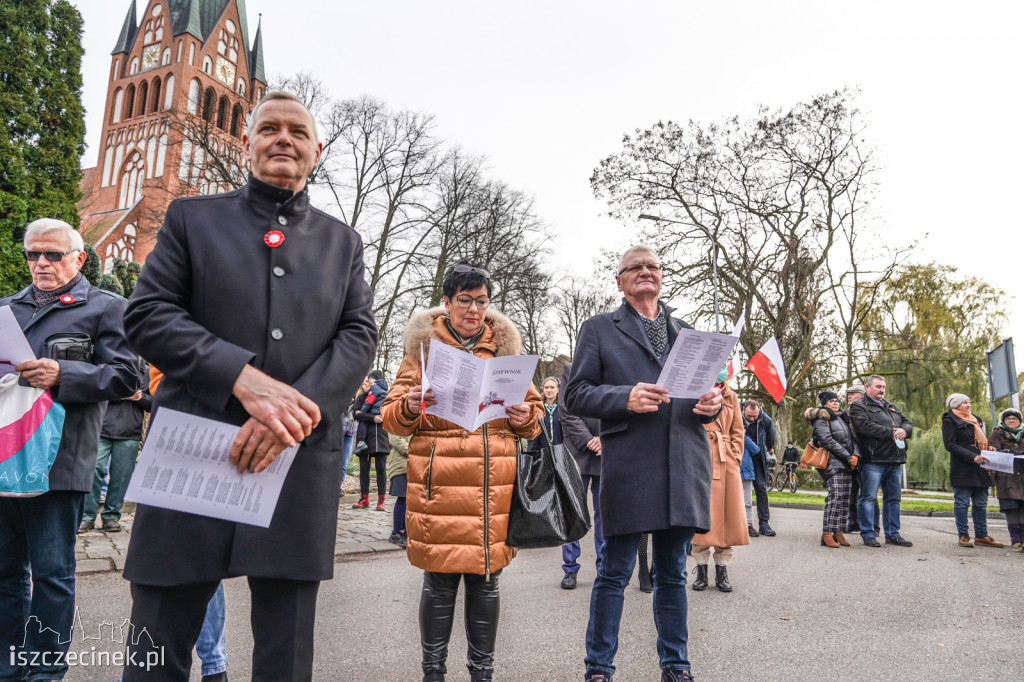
[249,14,265,84]
[111,0,138,55]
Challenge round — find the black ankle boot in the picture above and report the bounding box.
[715,565,732,592]
[692,564,708,591]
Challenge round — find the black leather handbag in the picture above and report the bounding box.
[506,439,591,549]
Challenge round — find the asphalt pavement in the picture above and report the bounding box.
[65,505,1024,681]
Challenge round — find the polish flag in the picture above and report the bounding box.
[724,349,741,385]
[744,337,787,403]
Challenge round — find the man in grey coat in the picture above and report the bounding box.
[1,218,138,682]
[120,92,377,681]
[565,245,722,682]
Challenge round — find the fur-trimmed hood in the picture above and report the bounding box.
[804,406,834,424]
[402,305,524,359]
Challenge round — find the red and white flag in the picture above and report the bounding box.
[724,348,741,385]
[744,336,787,403]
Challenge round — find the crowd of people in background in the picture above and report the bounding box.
[4,90,1022,682]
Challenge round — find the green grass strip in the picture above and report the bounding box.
[766,491,998,514]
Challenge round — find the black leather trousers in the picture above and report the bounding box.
[419,569,502,682]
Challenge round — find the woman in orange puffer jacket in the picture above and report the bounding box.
[381,261,542,682]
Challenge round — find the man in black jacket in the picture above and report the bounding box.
[120,92,377,681]
[80,357,152,533]
[557,361,604,590]
[849,375,914,547]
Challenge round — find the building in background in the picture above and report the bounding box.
[77,0,267,271]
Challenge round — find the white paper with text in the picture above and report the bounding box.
[0,306,37,376]
[424,338,538,432]
[981,450,1016,475]
[657,314,745,399]
[125,408,298,527]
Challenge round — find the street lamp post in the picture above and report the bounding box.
[638,214,721,333]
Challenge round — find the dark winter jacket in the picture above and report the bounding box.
[531,404,563,450]
[559,362,602,478]
[2,277,139,492]
[848,396,913,464]
[989,426,1024,503]
[805,407,860,476]
[100,358,153,440]
[355,379,391,454]
[941,411,994,489]
[565,301,719,537]
[742,404,776,471]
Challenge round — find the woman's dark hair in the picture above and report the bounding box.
[442,260,493,299]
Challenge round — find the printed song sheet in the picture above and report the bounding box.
[980,450,1016,475]
[424,338,539,432]
[0,306,37,376]
[657,314,745,399]
[125,408,298,527]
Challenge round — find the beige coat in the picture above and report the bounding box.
[381,307,542,576]
[692,390,750,549]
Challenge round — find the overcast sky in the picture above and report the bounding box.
[71,0,1023,373]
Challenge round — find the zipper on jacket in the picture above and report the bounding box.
[483,424,491,581]
[425,442,437,500]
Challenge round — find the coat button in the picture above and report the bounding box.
[273,266,285,277]
[277,215,288,226]
[271,328,284,340]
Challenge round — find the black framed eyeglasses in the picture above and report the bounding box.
[451,264,491,279]
[22,249,79,262]
[454,296,490,309]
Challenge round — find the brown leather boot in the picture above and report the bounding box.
[821,532,840,548]
[833,531,850,546]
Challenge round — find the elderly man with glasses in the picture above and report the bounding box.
[0,218,139,682]
[565,245,723,682]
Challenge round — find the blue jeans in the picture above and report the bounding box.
[585,526,696,676]
[563,475,604,574]
[953,486,989,538]
[340,433,355,485]
[83,438,139,522]
[858,462,902,538]
[0,491,84,682]
[196,582,228,676]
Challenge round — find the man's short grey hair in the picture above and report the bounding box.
[865,374,885,387]
[246,91,319,142]
[23,218,84,252]
[617,245,659,274]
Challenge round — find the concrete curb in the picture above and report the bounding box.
[773,502,1005,519]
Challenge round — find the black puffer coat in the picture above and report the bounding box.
[805,407,859,476]
[941,411,994,488]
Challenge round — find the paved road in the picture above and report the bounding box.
[62,507,1023,680]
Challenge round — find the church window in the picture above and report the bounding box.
[176,40,182,62]
[217,97,228,130]
[124,84,136,118]
[202,88,215,123]
[138,81,148,115]
[112,59,120,80]
[129,57,139,75]
[226,19,236,34]
[118,151,146,208]
[236,79,245,96]
[150,78,161,113]
[203,56,212,75]
[187,79,200,114]
[111,88,123,123]
[162,47,170,65]
[189,43,195,65]
[230,104,243,137]
[163,75,175,109]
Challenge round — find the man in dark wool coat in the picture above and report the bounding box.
[120,92,377,682]
[565,245,722,682]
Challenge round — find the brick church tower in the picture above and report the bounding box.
[77,0,267,272]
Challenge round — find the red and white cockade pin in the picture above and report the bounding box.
[59,294,74,304]
[264,230,285,248]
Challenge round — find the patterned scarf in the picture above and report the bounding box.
[952,404,989,451]
[32,272,83,308]
[445,318,484,351]
[626,299,667,357]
